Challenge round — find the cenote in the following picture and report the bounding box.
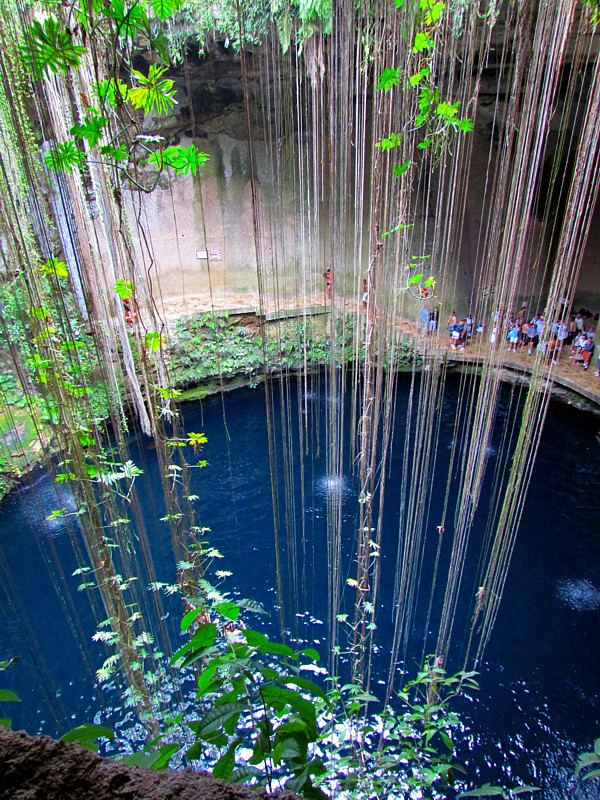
[1,372,599,798]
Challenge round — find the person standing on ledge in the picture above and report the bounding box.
[362,278,368,311]
[323,268,333,301]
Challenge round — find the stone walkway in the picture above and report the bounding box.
[155,291,600,410]
[424,332,600,410]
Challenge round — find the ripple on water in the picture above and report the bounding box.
[316,474,353,502]
[556,579,600,611]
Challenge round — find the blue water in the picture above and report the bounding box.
[0,372,599,797]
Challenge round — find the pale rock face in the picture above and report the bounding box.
[129,39,600,317]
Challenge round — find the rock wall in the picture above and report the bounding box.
[0,727,298,800]
[126,36,600,319]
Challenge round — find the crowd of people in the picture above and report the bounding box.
[428,303,600,378]
[490,306,598,375]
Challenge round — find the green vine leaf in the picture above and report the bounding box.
[393,160,412,177]
[148,145,210,175]
[59,723,113,752]
[456,118,474,132]
[435,100,460,120]
[0,690,21,703]
[575,750,600,778]
[93,78,129,108]
[230,766,262,784]
[40,258,69,278]
[144,331,164,351]
[457,786,505,798]
[44,142,85,173]
[102,0,145,38]
[212,738,242,780]
[114,279,135,299]
[413,31,433,53]
[409,66,430,87]
[129,65,177,115]
[193,702,245,738]
[99,144,128,162]
[375,133,400,151]
[149,0,183,20]
[376,67,399,92]
[70,115,107,147]
[119,743,179,769]
[22,18,85,77]
[422,0,445,25]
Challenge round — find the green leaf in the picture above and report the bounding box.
[439,729,453,751]
[376,67,399,92]
[582,769,600,781]
[0,718,12,728]
[244,629,296,659]
[114,279,135,300]
[261,685,316,725]
[418,139,433,150]
[215,601,240,621]
[223,711,240,736]
[282,675,326,701]
[144,331,164,352]
[457,786,505,798]
[413,32,433,53]
[99,144,128,162]
[418,85,439,115]
[22,18,85,77]
[436,100,460,120]
[393,160,411,177]
[102,0,145,38]
[408,66,430,87]
[180,608,201,631]
[171,622,217,666]
[300,648,320,661]
[0,690,21,703]
[118,744,178,769]
[456,118,474,132]
[45,142,85,173]
[149,0,183,19]
[575,751,600,777]
[375,133,400,151]
[212,738,241,780]
[237,598,268,615]
[191,622,217,648]
[196,665,219,696]
[193,702,245,738]
[129,65,177,115]
[40,258,69,278]
[285,759,326,793]
[93,78,129,108]
[149,743,180,770]
[186,741,202,760]
[274,734,302,764]
[230,766,262,784]
[512,787,541,795]
[70,115,107,147]
[424,1,445,25]
[59,723,113,752]
[408,273,424,284]
[148,145,210,176]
